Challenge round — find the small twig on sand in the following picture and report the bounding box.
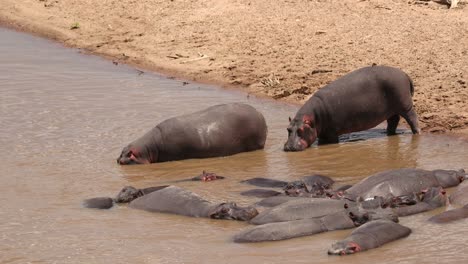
[311,69,332,75]
[180,54,210,64]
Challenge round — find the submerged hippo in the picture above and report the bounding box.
[240,174,335,198]
[128,185,258,221]
[428,204,468,224]
[345,168,464,200]
[82,185,169,209]
[393,186,447,217]
[448,181,468,206]
[284,65,419,151]
[250,198,350,225]
[328,219,411,255]
[234,202,398,243]
[117,103,267,165]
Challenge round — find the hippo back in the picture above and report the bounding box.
[129,185,213,217]
[309,66,414,134]
[155,103,267,162]
[250,198,349,225]
[449,181,468,206]
[346,168,440,199]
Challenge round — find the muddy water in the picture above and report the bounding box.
[1,27,467,264]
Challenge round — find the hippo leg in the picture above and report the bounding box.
[386,115,400,135]
[400,108,420,134]
[318,134,339,145]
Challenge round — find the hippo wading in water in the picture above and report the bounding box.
[117,103,267,165]
[284,65,420,151]
[84,185,258,221]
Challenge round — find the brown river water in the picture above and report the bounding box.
[1,27,467,264]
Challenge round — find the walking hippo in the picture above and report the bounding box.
[234,204,398,243]
[328,220,411,255]
[345,168,464,200]
[117,103,267,165]
[284,65,419,151]
[128,185,258,221]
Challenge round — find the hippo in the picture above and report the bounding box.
[234,203,398,243]
[393,187,447,217]
[448,181,468,206]
[255,195,310,207]
[356,186,447,217]
[172,171,225,183]
[428,204,468,224]
[82,197,114,209]
[189,171,225,181]
[241,174,334,189]
[82,185,170,209]
[249,198,351,225]
[83,185,258,221]
[128,185,258,221]
[117,103,267,165]
[284,65,420,151]
[345,168,464,200]
[240,174,335,198]
[328,219,411,255]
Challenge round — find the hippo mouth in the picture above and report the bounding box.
[209,203,259,221]
[283,139,309,152]
[328,241,362,255]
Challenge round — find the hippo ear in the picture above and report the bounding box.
[289,116,292,122]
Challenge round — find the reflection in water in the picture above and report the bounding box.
[0,27,467,263]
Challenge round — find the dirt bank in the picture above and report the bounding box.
[1,0,467,133]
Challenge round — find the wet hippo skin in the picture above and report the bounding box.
[284,65,420,151]
[129,185,258,221]
[328,220,411,255]
[345,168,464,200]
[117,103,267,165]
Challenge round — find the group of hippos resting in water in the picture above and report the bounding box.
[85,66,467,255]
[85,168,468,255]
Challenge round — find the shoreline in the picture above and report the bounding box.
[1,0,467,136]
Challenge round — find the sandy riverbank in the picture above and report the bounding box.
[1,0,467,134]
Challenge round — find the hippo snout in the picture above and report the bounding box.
[283,141,307,152]
[328,241,361,255]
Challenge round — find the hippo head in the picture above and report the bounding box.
[328,240,362,255]
[419,186,447,207]
[117,145,155,165]
[209,202,259,221]
[433,169,465,188]
[114,186,144,203]
[283,114,317,152]
[283,181,309,196]
[193,171,225,182]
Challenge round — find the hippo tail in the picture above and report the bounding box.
[407,75,414,97]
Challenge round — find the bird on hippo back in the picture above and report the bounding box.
[284,65,420,152]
